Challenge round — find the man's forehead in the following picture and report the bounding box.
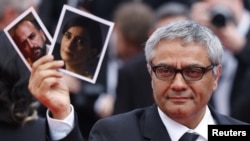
[16,20,36,30]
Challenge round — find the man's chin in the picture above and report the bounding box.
[32,54,43,61]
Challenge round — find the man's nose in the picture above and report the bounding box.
[170,73,188,91]
[27,39,35,48]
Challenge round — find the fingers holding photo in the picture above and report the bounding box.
[28,55,71,117]
[29,55,64,93]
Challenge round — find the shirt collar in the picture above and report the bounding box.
[158,106,216,141]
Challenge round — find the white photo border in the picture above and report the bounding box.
[49,5,114,84]
[3,7,53,71]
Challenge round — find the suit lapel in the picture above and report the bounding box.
[142,104,172,141]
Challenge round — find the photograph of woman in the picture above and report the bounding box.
[51,5,114,83]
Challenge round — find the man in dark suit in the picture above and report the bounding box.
[29,21,248,141]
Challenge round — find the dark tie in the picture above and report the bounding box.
[179,132,199,141]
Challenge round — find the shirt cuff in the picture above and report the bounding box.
[47,105,74,140]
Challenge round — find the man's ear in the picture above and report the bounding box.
[40,30,49,44]
[147,63,152,74]
[213,64,222,91]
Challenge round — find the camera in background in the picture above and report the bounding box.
[210,5,235,28]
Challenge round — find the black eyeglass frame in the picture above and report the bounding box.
[151,64,215,81]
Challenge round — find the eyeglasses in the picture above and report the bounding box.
[151,64,214,81]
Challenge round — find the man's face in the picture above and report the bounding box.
[150,39,221,127]
[14,20,46,62]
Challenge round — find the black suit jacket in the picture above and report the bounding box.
[0,118,46,141]
[0,114,83,141]
[89,104,247,141]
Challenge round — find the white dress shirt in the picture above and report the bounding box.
[158,106,216,141]
[47,105,75,140]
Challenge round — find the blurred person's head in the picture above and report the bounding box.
[12,19,47,64]
[192,0,244,28]
[60,16,102,78]
[149,2,190,35]
[0,32,38,126]
[112,1,153,62]
[191,0,247,53]
[0,0,41,29]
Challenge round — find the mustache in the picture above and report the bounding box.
[31,46,42,51]
[32,46,47,56]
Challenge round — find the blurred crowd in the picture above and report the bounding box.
[1,0,250,140]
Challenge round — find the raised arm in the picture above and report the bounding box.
[28,55,71,119]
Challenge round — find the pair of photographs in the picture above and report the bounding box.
[4,5,114,84]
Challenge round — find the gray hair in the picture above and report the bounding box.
[145,20,223,72]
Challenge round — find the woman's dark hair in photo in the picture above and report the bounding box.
[62,15,103,57]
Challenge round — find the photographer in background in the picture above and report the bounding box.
[191,0,250,123]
